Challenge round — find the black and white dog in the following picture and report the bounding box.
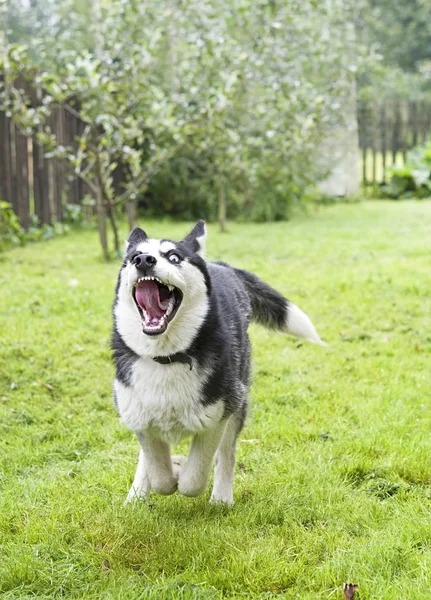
[112,221,325,504]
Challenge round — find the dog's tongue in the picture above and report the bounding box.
[135,280,166,319]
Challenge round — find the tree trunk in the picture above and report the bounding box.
[126,198,137,231]
[106,201,121,256]
[243,166,253,213]
[96,188,109,260]
[94,143,120,258]
[100,177,120,256]
[218,173,227,233]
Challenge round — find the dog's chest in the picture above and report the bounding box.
[116,359,221,442]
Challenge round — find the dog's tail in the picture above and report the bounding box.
[234,268,326,346]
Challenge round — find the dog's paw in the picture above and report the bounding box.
[124,484,150,505]
[209,492,234,505]
[171,454,187,481]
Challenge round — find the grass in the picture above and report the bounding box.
[1,200,431,599]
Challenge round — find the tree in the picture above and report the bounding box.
[366,0,431,73]
[2,1,195,257]
[2,0,365,251]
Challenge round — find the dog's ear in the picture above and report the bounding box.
[182,220,207,256]
[126,227,148,251]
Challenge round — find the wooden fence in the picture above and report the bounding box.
[357,99,431,185]
[0,75,93,229]
[3,78,431,227]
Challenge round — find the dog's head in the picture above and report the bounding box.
[114,221,210,356]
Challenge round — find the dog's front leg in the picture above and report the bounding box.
[136,432,177,496]
[125,448,151,503]
[178,420,227,497]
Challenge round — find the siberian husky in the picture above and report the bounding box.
[112,221,325,504]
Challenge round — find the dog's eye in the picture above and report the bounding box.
[168,253,182,264]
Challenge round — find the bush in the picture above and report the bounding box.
[383,143,431,199]
[0,201,24,251]
[0,201,71,253]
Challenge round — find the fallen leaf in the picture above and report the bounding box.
[240,439,260,444]
[343,583,358,599]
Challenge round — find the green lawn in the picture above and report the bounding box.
[1,201,430,599]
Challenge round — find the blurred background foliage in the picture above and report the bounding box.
[1,0,363,225]
[1,0,431,254]
[357,0,431,102]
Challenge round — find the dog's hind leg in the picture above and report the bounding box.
[178,420,227,498]
[125,448,151,503]
[210,412,242,505]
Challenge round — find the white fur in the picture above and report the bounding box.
[178,420,227,497]
[136,432,177,495]
[125,448,151,503]
[125,451,189,502]
[285,303,327,346]
[115,361,224,443]
[116,358,225,497]
[195,226,206,257]
[210,414,238,504]
[114,238,209,357]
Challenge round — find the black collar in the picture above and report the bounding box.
[153,352,193,370]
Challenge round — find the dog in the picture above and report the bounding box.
[112,221,325,504]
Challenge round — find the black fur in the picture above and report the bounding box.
[127,227,147,247]
[186,263,253,417]
[182,220,205,254]
[233,267,288,330]
[111,327,139,386]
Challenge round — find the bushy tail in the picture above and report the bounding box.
[234,268,326,346]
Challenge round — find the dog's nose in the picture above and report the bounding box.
[133,253,157,268]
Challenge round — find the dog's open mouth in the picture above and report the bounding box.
[132,276,183,335]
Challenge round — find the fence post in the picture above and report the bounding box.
[0,112,14,204]
[400,101,408,164]
[380,100,387,184]
[371,103,377,184]
[411,101,418,148]
[391,101,400,166]
[15,129,30,229]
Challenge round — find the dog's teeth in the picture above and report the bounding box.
[167,284,174,292]
[166,296,175,317]
[136,275,168,286]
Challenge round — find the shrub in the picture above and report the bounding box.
[0,202,24,251]
[0,201,71,253]
[384,143,431,199]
